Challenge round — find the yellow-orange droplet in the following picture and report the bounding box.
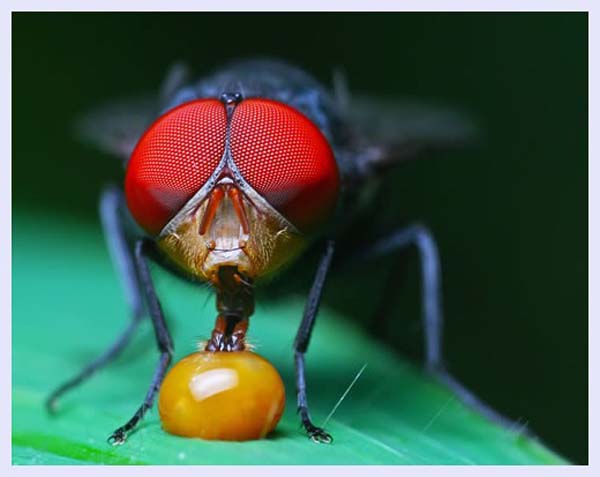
[158,350,285,441]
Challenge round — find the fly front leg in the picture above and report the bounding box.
[344,223,526,433]
[46,185,146,413]
[108,239,173,446]
[294,240,335,444]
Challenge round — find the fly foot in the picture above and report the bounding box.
[305,424,333,444]
[45,396,58,414]
[107,428,128,446]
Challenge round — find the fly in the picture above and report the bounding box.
[46,58,519,445]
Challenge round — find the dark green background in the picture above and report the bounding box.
[12,13,587,463]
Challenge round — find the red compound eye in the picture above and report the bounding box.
[125,99,227,235]
[230,99,339,232]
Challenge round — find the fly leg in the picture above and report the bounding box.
[294,240,335,444]
[46,185,145,413]
[108,239,173,445]
[344,223,525,433]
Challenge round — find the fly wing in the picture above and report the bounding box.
[345,94,479,173]
[74,62,191,163]
[74,95,158,163]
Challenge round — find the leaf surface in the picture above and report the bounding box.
[12,211,566,465]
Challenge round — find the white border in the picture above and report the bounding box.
[3,0,596,12]
[4,1,594,476]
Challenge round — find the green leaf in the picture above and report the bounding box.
[12,210,567,465]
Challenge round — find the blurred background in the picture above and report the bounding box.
[12,13,587,463]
